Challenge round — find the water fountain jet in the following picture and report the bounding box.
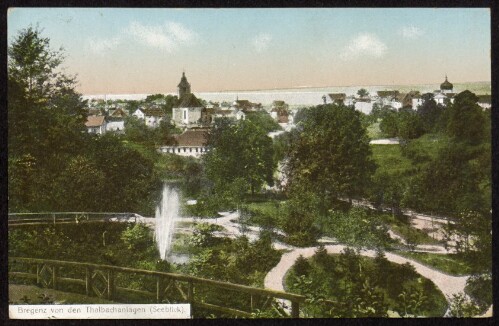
[155,184,180,260]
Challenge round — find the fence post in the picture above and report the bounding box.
[107,270,114,300]
[52,265,58,290]
[36,264,40,286]
[187,281,194,304]
[52,214,56,225]
[291,301,300,318]
[156,276,161,303]
[85,267,92,296]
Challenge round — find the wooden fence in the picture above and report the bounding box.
[8,212,139,226]
[9,257,305,318]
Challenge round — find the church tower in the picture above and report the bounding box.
[440,75,453,94]
[177,72,191,98]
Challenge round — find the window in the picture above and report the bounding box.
[183,110,187,120]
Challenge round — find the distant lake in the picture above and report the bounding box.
[83,81,491,108]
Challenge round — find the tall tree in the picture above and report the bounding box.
[8,26,76,103]
[204,118,275,195]
[444,91,487,145]
[357,88,369,98]
[416,93,442,132]
[8,27,88,211]
[285,104,376,208]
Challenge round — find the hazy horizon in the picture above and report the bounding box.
[82,80,491,106]
[9,8,490,94]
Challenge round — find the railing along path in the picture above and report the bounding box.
[9,256,304,318]
[8,212,139,226]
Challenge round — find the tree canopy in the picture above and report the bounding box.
[204,118,276,195]
[285,104,376,207]
[8,26,159,214]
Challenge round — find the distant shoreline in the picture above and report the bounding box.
[82,81,491,97]
[82,81,491,106]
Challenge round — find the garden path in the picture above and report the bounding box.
[175,211,468,300]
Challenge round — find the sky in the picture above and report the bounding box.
[8,8,491,95]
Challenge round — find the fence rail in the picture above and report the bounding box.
[8,212,139,226]
[9,257,305,318]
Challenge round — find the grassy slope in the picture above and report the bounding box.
[370,143,412,175]
[393,251,473,276]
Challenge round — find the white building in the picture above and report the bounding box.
[159,129,209,158]
[132,108,146,120]
[171,73,205,127]
[85,116,107,135]
[144,108,165,128]
[354,99,373,114]
[477,95,491,110]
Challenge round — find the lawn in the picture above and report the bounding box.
[367,122,384,139]
[393,251,473,276]
[379,213,442,246]
[370,144,413,175]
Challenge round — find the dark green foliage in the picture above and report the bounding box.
[444,90,487,145]
[280,190,321,246]
[294,255,312,276]
[416,93,443,133]
[246,111,281,133]
[320,208,390,250]
[465,273,492,311]
[402,143,489,216]
[379,110,398,137]
[124,117,176,147]
[443,211,492,274]
[9,223,161,269]
[204,117,276,196]
[397,108,425,140]
[286,249,447,317]
[447,293,481,317]
[8,27,160,215]
[357,88,369,98]
[286,104,375,204]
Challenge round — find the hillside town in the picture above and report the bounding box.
[84,73,492,158]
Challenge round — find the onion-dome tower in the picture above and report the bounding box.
[440,75,453,94]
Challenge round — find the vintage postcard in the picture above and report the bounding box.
[7,7,492,319]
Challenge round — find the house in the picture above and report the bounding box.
[376,91,400,107]
[400,91,421,110]
[143,108,165,128]
[106,119,125,133]
[85,116,107,135]
[328,93,347,105]
[106,108,127,133]
[159,129,209,158]
[235,110,246,121]
[232,99,262,112]
[132,108,146,120]
[477,95,491,109]
[171,72,205,127]
[110,108,129,118]
[354,97,373,114]
[434,93,447,105]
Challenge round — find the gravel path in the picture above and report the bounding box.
[143,210,490,317]
[175,212,469,305]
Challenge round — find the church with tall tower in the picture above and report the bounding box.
[171,72,205,127]
[177,71,191,98]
